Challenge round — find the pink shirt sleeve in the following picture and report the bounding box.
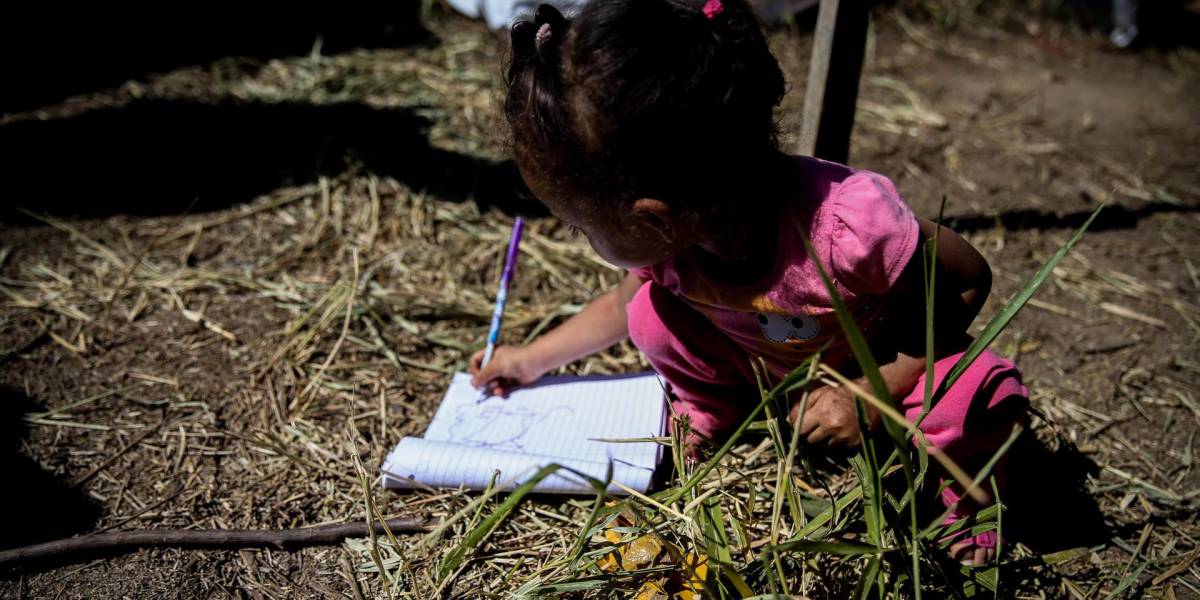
[826,171,921,297]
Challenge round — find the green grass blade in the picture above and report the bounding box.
[525,566,678,594]
[920,425,1022,539]
[777,379,815,545]
[957,563,999,596]
[796,223,905,596]
[663,355,820,506]
[527,576,617,594]
[926,505,1001,545]
[437,463,564,581]
[916,198,946,492]
[791,485,864,540]
[703,494,734,565]
[767,539,885,557]
[923,195,947,414]
[931,203,1104,403]
[991,476,1003,600]
[794,230,894,430]
[854,557,884,600]
[567,462,612,569]
[663,392,773,506]
[851,452,884,547]
[1102,559,1151,599]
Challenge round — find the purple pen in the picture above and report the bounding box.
[477,217,524,402]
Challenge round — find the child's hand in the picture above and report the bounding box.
[470,345,546,396]
[790,385,880,449]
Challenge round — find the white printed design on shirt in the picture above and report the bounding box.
[756,313,821,343]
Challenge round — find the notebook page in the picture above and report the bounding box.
[422,372,665,471]
[381,437,654,494]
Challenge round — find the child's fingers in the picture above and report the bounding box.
[793,394,828,422]
[469,349,486,374]
[804,420,832,445]
[471,359,503,388]
[789,400,809,424]
[480,378,517,398]
[797,405,822,434]
[482,380,502,397]
[473,361,528,394]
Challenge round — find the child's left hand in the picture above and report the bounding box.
[790,385,880,449]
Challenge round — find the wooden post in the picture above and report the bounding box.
[797,0,869,164]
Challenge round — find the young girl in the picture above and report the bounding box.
[470,0,1027,565]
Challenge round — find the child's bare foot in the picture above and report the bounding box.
[948,530,997,566]
[938,482,1001,567]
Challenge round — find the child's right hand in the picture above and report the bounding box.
[469,273,642,396]
[791,384,880,450]
[470,345,546,396]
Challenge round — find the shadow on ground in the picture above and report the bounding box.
[1003,430,1109,552]
[0,5,431,114]
[932,429,1108,594]
[945,202,1200,234]
[0,386,102,551]
[0,99,543,221]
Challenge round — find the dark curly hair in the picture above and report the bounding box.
[505,0,786,210]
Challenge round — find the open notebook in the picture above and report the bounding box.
[381,372,667,495]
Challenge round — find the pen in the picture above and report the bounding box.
[477,217,525,403]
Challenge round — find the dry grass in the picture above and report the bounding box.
[1,2,1199,598]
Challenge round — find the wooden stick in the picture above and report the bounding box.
[0,518,432,567]
[797,0,869,164]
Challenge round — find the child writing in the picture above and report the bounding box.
[470,0,1028,565]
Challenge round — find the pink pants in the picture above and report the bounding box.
[627,282,1028,476]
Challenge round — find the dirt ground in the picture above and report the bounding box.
[1,3,1198,598]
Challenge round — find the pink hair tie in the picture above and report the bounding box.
[535,23,553,50]
[703,0,724,20]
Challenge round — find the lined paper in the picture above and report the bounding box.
[381,372,666,494]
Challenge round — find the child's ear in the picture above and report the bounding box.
[631,198,677,243]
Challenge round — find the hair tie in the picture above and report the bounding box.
[535,23,553,50]
[703,0,724,20]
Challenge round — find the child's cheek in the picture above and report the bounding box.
[592,235,671,270]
